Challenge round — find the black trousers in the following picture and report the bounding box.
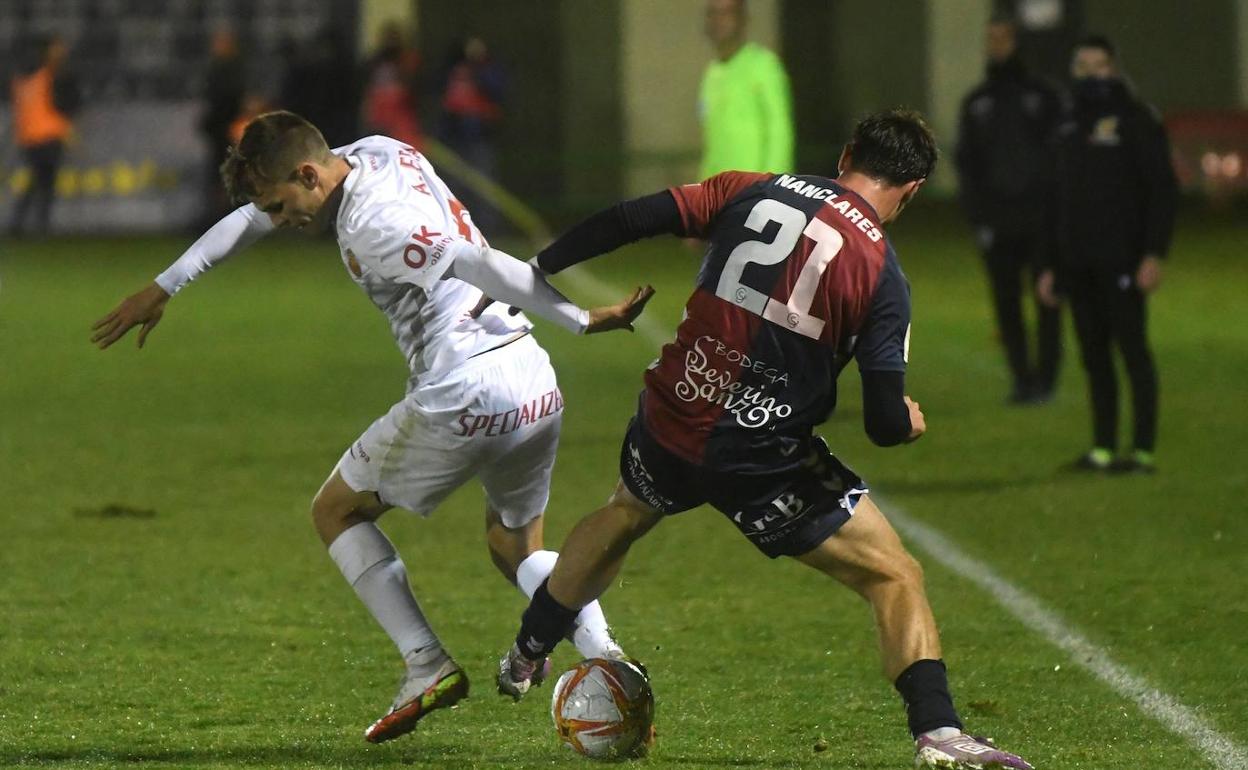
[1066,267,1158,452]
[982,229,1061,393]
[9,140,63,236]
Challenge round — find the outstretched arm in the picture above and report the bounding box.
[450,245,653,335]
[535,170,774,274]
[91,204,274,349]
[534,191,686,274]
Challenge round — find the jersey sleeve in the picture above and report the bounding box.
[668,171,773,237]
[346,200,467,290]
[855,260,911,373]
[155,203,275,295]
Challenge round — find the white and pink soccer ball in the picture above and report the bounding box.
[550,657,655,760]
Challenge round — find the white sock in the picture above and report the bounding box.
[921,726,964,742]
[516,549,622,659]
[328,522,441,661]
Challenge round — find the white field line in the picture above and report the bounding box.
[567,264,1248,770]
[887,508,1248,770]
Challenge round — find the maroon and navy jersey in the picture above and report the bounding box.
[642,171,911,472]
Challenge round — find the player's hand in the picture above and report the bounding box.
[1036,269,1060,308]
[91,282,170,349]
[584,285,655,335]
[904,396,926,442]
[1136,254,1163,293]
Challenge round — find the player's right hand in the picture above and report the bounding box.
[904,396,926,442]
[91,282,171,350]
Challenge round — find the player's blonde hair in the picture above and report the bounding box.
[220,111,334,203]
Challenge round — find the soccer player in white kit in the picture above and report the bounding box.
[92,111,653,743]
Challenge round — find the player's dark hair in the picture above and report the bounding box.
[220,110,333,204]
[845,110,937,186]
[1076,34,1116,59]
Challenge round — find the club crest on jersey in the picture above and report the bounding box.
[1090,116,1120,146]
[344,249,363,278]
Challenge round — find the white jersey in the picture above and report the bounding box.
[331,136,531,389]
[156,135,533,392]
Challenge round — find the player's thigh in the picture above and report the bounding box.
[793,495,921,592]
[336,394,483,517]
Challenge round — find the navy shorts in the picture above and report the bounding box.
[618,417,868,558]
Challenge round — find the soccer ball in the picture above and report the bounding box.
[550,657,655,759]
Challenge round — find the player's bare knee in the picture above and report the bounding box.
[895,551,925,591]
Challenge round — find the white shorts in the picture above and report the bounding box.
[336,334,563,528]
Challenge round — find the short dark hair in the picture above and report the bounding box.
[845,109,937,186]
[220,110,332,203]
[1076,34,1116,59]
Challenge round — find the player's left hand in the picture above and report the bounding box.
[1136,254,1163,293]
[585,285,656,335]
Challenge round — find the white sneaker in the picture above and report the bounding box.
[496,643,551,701]
[363,655,468,743]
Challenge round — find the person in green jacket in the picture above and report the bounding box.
[699,0,794,178]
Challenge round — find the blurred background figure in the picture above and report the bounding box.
[228,93,270,147]
[360,20,422,150]
[699,0,793,178]
[199,28,245,226]
[281,28,358,148]
[439,35,505,234]
[954,14,1063,405]
[1040,35,1178,474]
[8,34,79,237]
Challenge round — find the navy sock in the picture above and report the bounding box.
[514,578,579,659]
[893,659,963,738]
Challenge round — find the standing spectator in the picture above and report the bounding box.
[282,29,358,148]
[440,36,505,233]
[9,34,79,237]
[698,0,793,178]
[955,15,1063,404]
[360,21,422,150]
[1039,36,1178,474]
[199,28,245,226]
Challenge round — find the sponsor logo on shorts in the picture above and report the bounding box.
[624,442,676,511]
[454,387,563,437]
[350,440,371,462]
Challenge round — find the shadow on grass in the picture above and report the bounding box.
[0,746,847,769]
[1,744,475,768]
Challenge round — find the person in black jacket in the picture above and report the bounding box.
[1038,35,1177,473]
[955,15,1062,404]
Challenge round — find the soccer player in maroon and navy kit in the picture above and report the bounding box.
[494,111,1031,769]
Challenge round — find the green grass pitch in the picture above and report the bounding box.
[0,208,1244,768]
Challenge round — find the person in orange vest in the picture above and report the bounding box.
[9,35,80,236]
